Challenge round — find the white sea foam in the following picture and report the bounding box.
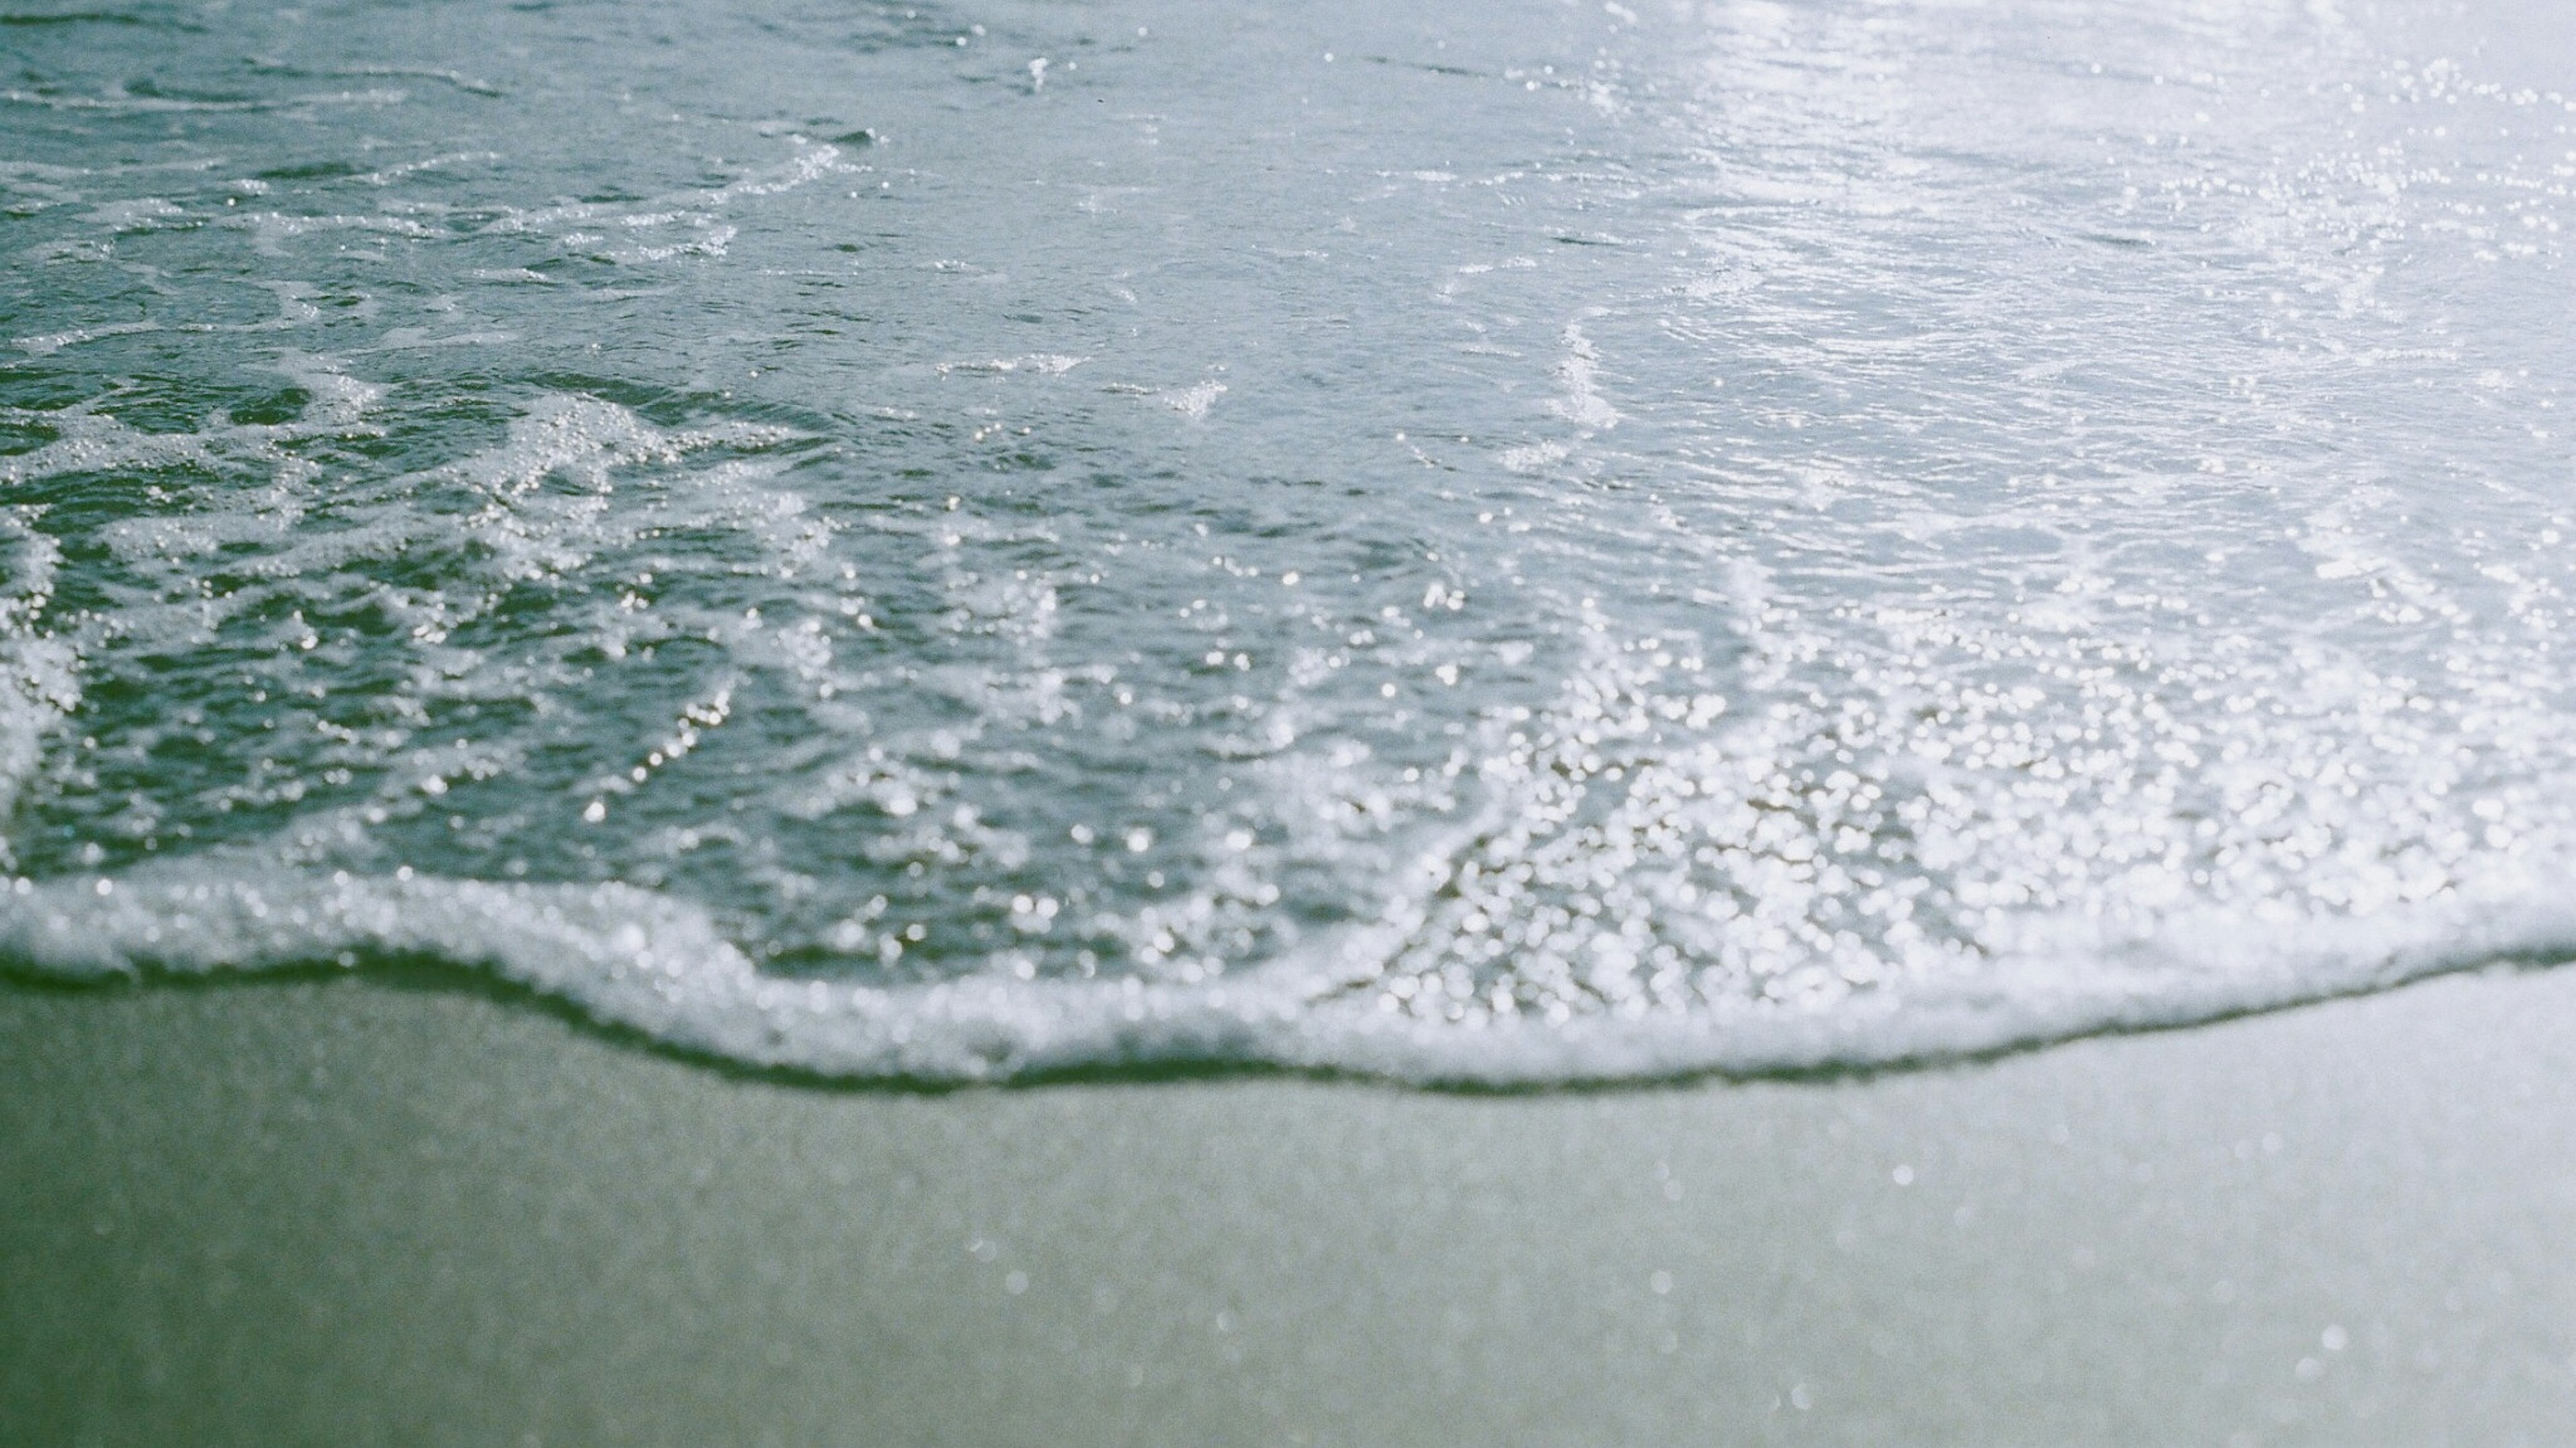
[4,862,2570,1083]
[6,0,2575,1084]
[0,517,76,868]
[12,321,160,357]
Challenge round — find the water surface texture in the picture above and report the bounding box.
[4,0,2574,1080]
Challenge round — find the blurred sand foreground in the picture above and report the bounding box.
[5,965,2575,1446]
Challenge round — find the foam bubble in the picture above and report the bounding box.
[0,517,75,866]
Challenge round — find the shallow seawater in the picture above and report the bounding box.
[2,0,2573,1081]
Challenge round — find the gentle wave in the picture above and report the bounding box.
[5,865,2567,1083]
[5,0,2575,1083]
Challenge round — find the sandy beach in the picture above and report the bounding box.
[12,1,2576,1443]
[9,967,2576,1446]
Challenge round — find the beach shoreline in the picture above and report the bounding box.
[8,966,2576,1445]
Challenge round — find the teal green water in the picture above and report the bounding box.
[4,0,2575,1080]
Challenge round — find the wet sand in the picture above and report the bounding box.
[6,965,2576,1446]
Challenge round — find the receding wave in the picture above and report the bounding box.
[6,865,2571,1083]
[5,0,2575,1084]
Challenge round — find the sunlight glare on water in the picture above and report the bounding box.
[3,0,2574,1080]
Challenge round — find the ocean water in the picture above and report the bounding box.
[2,0,2572,1082]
